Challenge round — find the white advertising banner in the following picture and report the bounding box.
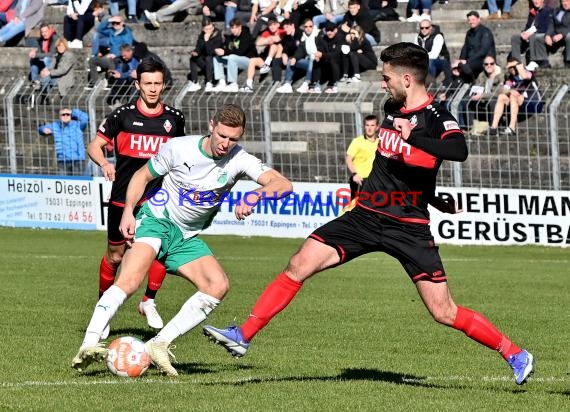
[429,187,570,246]
[0,174,99,230]
[1,175,568,247]
[206,181,346,238]
[207,184,570,246]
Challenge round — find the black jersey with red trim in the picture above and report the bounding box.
[97,100,186,204]
[358,95,467,223]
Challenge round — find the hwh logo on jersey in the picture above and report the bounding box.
[378,128,412,158]
[130,134,169,152]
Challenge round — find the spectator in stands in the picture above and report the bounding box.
[319,21,343,93]
[312,0,349,30]
[89,3,109,56]
[284,17,324,93]
[202,0,226,23]
[187,17,224,92]
[272,0,304,27]
[489,57,537,136]
[39,38,76,101]
[87,16,135,88]
[144,0,202,28]
[212,18,257,92]
[239,17,284,92]
[532,0,570,69]
[406,0,430,23]
[510,0,553,65]
[485,0,512,20]
[453,10,496,83]
[110,0,138,22]
[64,0,102,49]
[29,23,58,89]
[368,0,399,22]
[340,24,377,84]
[460,55,502,133]
[273,18,302,92]
[248,0,278,38]
[340,0,380,46]
[414,19,452,86]
[0,0,44,47]
[38,107,88,176]
[222,0,252,33]
[139,0,175,20]
[106,43,139,109]
[437,64,466,112]
[345,114,379,199]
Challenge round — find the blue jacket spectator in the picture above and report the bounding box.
[38,108,88,175]
[96,15,134,56]
[88,15,135,86]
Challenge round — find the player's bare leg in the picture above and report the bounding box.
[416,280,534,384]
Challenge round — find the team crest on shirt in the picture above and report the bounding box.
[163,119,172,133]
[409,115,418,127]
[217,170,228,184]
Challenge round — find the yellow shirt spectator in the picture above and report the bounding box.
[345,115,379,199]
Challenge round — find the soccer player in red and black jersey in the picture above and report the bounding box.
[204,42,534,386]
[87,58,186,336]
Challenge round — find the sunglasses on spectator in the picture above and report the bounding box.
[420,25,431,29]
[304,24,313,28]
[110,21,122,25]
[60,112,72,116]
[483,62,495,66]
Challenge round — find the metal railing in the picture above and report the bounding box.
[1,76,569,190]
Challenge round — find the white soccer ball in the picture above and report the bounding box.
[106,336,151,377]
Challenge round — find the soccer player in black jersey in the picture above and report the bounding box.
[86,58,186,337]
[204,43,534,386]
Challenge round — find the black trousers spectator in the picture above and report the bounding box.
[343,52,377,77]
[458,59,483,83]
[321,55,341,87]
[63,13,95,42]
[189,55,215,83]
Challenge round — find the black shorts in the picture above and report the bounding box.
[311,207,446,283]
[107,203,141,245]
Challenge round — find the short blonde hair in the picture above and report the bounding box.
[55,38,69,50]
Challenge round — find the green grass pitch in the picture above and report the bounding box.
[0,227,568,410]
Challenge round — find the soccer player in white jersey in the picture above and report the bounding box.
[72,104,293,375]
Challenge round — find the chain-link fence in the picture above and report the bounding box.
[1,75,569,189]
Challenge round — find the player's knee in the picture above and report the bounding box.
[115,274,144,296]
[106,250,124,266]
[429,305,456,326]
[286,253,312,282]
[199,273,229,300]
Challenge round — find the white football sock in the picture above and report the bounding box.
[152,291,220,344]
[82,285,127,346]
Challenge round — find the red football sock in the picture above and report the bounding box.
[241,272,303,342]
[99,256,117,297]
[144,260,167,301]
[452,305,521,360]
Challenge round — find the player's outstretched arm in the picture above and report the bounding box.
[234,169,293,220]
